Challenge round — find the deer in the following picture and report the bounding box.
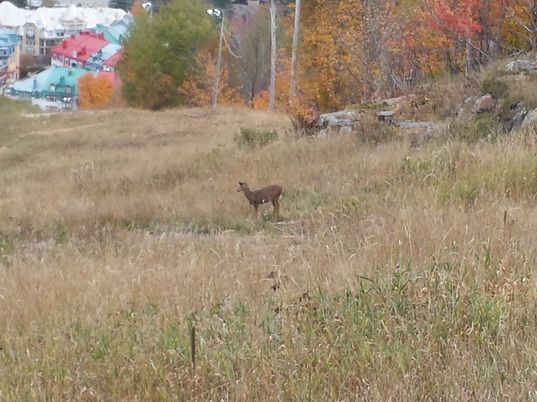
[236,181,282,219]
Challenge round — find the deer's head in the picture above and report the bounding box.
[237,181,247,192]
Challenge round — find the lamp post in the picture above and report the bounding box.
[207,8,223,111]
[141,1,152,18]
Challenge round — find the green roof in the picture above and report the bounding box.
[9,65,94,97]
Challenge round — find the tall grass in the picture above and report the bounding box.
[1,99,537,399]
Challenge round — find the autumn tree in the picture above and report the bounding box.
[179,50,244,107]
[117,0,215,109]
[422,0,486,75]
[78,73,114,109]
[502,0,537,51]
[296,0,421,107]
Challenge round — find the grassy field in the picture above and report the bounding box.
[1,97,537,400]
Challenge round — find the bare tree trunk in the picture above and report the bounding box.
[465,30,473,77]
[290,0,301,97]
[269,0,276,111]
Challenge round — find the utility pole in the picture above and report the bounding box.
[207,8,224,111]
[290,0,301,98]
[213,18,224,110]
[269,0,276,111]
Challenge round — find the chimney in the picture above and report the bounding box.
[62,40,66,49]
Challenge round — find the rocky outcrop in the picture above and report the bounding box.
[317,110,360,135]
[506,59,537,73]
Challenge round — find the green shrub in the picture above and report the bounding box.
[446,114,501,143]
[235,127,278,148]
[356,116,397,145]
[482,77,509,99]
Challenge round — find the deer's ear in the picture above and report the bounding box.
[238,181,244,185]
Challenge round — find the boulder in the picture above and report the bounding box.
[377,110,395,122]
[474,94,496,113]
[521,108,537,129]
[392,120,434,129]
[318,110,360,132]
[503,103,527,132]
[506,59,537,74]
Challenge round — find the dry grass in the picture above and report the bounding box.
[1,99,537,400]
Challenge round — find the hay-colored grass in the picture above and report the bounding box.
[1,100,537,400]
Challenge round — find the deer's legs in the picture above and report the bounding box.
[253,204,259,219]
[272,199,280,219]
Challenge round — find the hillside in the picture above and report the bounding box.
[1,64,537,399]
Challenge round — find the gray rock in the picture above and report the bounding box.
[474,94,496,113]
[506,59,537,73]
[318,110,360,132]
[503,103,527,132]
[377,110,395,122]
[521,108,537,129]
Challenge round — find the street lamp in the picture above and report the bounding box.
[142,1,152,18]
[207,8,223,111]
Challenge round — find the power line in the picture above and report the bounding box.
[222,25,242,59]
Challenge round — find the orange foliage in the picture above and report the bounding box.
[251,65,290,110]
[78,73,114,110]
[179,50,244,107]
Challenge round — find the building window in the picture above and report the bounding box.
[66,86,72,93]
[49,84,55,91]
[26,26,35,38]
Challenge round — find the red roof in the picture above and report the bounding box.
[52,31,109,65]
[104,50,121,68]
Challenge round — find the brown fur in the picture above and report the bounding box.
[236,181,282,219]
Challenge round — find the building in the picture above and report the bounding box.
[7,27,122,110]
[92,16,132,45]
[51,30,121,70]
[0,28,20,86]
[0,1,127,57]
[7,64,91,109]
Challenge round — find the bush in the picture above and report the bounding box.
[446,114,501,143]
[482,77,509,99]
[285,97,319,135]
[235,127,278,148]
[356,115,397,145]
